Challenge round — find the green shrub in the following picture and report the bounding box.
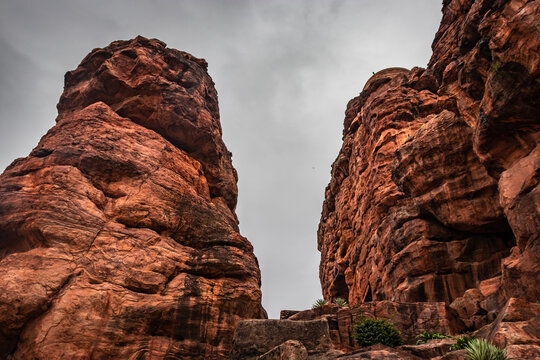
[353,317,403,348]
[464,338,509,360]
[450,335,476,350]
[416,330,448,345]
[312,299,328,309]
[333,298,348,308]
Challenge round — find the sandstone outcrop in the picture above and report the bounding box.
[0,36,264,359]
[256,340,308,360]
[281,302,462,353]
[337,344,423,360]
[228,319,337,360]
[476,297,540,358]
[318,0,539,357]
[399,339,456,359]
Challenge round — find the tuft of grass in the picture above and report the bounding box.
[416,330,448,345]
[450,335,476,351]
[312,299,328,309]
[464,338,509,360]
[333,298,348,308]
[353,317,403,348]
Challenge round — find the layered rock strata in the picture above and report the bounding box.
[280,302,462,353]
[256,340,309,360]
[337,344,424,360]
[319,0,538,306]
[318,0,539,355]
[228,319,339,360]
[0,36,264,359]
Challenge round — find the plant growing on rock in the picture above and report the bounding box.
[312,299,328,309]
[449,335,475,350]
[333,298,348,308]
[352,317,403,348]
[464,338,509,360]
[416,330,448,345]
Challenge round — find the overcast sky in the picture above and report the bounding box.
[0,0,442,318]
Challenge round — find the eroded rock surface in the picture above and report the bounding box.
[399,339,456,359]
[319,0,538,312]
[0,36,264,359]
[337,344,422,360]
[256,340,308,360]
[318,0,539,355]
[476,297,540,358]
[228,319,335,360]
[283,302,462,353]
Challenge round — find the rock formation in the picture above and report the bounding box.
[0,36,264,359]
[280,302,462,353]
[229,319,338,359]
[318,0,539,357]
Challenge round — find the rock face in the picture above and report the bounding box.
[281,302,462,353]
[318,0,539,355]
[319,0,538,307]
[338,344,423,360]
[0,36,264,359]
[399,338,456,359]
[228,319,335,360]
[476,297,540,358]
[256,340,308,360]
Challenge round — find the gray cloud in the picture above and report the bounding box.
[0,0,442,318]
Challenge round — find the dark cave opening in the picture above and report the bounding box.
[363,284,373,302]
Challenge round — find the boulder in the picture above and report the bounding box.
[476,297,540,356]
[337,344,422,360]
[399,338,456,359]
[229,319,334,360]
[257,340,308,360]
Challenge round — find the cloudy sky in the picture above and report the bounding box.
[0,0,442,318]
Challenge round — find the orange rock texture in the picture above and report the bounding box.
[0,36,264,359]
[318,0,539,348]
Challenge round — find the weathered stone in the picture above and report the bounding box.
[228,319,334,360]
[57,36,239,212]
[449,281,504,331]
[393,109,506,232]
[257,340,308,360]
[498,144,540,302]
[288,304,341,321]
[476,297,540,355]
[318,63,516,306]
[286,301,462,352]
[348,301,463,345]
[432,349,467,360]
[505,344,540,360]
[308,349,346,360]
[318,1,539,348]
[280,310,302,320]
[430,0,540,307]
[337,344,422,360]
[0,37,264,359]
[399,339,456,359]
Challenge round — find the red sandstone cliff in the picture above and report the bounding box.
[319,0,539,356]
[0,36,264,359]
